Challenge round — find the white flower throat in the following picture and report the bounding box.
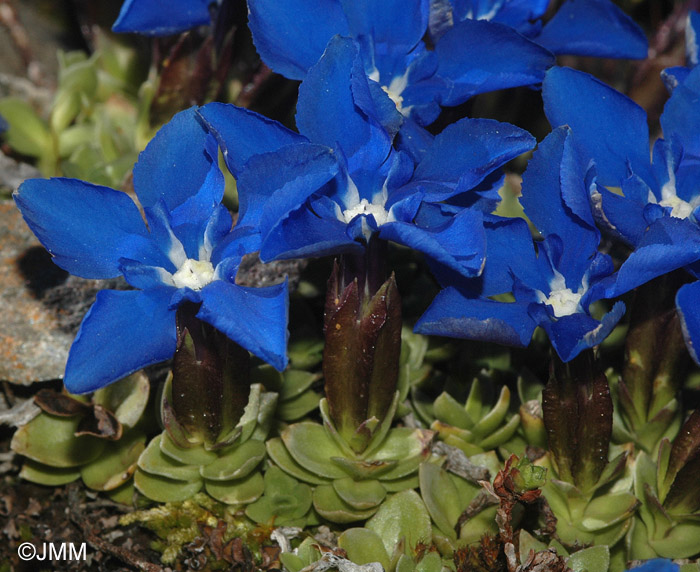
[172,258,215,290]
[341,198,390,225]
[538,272,585,318]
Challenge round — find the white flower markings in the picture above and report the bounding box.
[336,176,393,242]
[537,271,585,318]
[172,259,216,290]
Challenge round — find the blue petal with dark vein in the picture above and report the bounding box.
[64,289,177,393]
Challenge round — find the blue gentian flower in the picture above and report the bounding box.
[415,126,625,362]
[247,0,554,126]
[198,37,535,276]
[625,559,679,572]
[14,108,289,393]
[112,0,213,36]
[543,66,700,364]
[430,0,648,60]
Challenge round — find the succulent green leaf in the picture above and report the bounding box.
[518,530,548,562]
[648,520,700,559]
[366,489,432,556]
[11,413,105,468]
[160,431,218,466]
[245,466,312,524]
[419,463,460,540]
[278,391,322,421]
[199,439,266,481]
[472,386,511,439]
[265,437,329,485]
[330,456,398,480]
[134,469,203,502]
[664,409,700,491]
[313,484,379,523]
[381,473,420,492]
[0,97,52,158]
[138,434,200,481]
[205,471,264,505]
[433,392,472,429]
[81,430,145,491]
[580,492,639,531]
[20,460,81,486]
[281,422,348,479]
[338,528,391,570]
[479,413,521,450]
[93,372,149,428]
[566,545,609,572]
[333,477,387,509]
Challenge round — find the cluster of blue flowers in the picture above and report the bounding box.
[11,0,700,568]
[15,0,700,388]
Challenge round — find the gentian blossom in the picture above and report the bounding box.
[542,65,700,363]
[624,559,679,572]
[14,108,289,393]
[415,126,624,362]
[247,0,646,128]
[198,37,535,275]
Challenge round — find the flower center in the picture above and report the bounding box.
[172,259,215,290]
[381,85,405,111]
[544,287,583,318]
[342,198,390,225]
[659,193,697,219]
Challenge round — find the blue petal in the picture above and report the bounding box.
[112,0,211,36]
[384,206,485,277]
[520,126,599,282]
[434,19,555,105]
[535,0,647,58]
[414,117,535,200]
[603,217,700,298]
[247,0,348,80]
[677,281,700,365]
[260,202,363,261]
[536,301,625,362]
[415,287,536,347]
[661,66,700,158]
[197,103,306,177]
[590,182,648,246]
[395,118,435,163]
[14,178,165,279]
[543,67,653,187]
[64,289,177,393]
[235,143,340,232]
[341,0,427,56]
[198,279,289,371]
[624,558,679,572]
[296,36,391,172]
[132,108,213,211]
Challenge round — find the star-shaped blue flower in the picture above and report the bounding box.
[14,108,289,393]
[247,0,555,126]
[198,37,535,277]
[543,65,700,364]
[416,126,624,362]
